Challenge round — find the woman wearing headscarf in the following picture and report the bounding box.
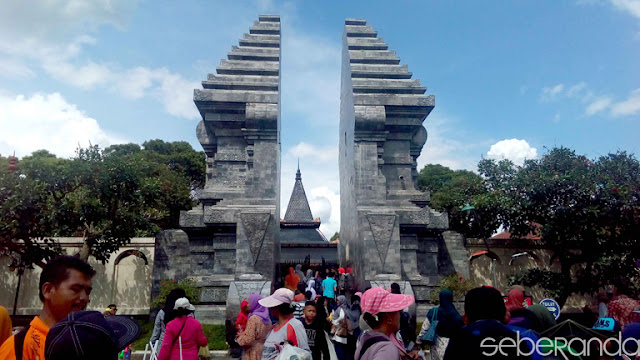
[305,269,314,286]
[332,295,351,360]
[0,305,12,346]
[347,295,362,360]
[151,288,187,351]
[505,288,539,330]
[295,264,307,285]
[608,294,640,330]
[236,300,250,333]
[285,267,300,291]
[416,289,463,360]
[236,294,273,360]
[527,304,556,332]
[306,278,317,300]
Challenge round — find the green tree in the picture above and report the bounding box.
[505,148,640,306]
[417,163,499,238]
[330,232,339,242]
[1,141,206,267]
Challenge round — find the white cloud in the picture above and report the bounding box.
[539,82,640,118]
[43,59,114,90]
[567,82,588,98]
[288,142,339,163]
[585,97,613,115]
[0,92,126,158]
[487,139,538,166]
[609,0,640,19]
[540,83,565,102]
[0,0,199,120]
[611,88,640,116]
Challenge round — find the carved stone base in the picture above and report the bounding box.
[225,281,272,322]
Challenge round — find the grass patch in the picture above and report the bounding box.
[131,320,228,351]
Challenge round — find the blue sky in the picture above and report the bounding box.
[1,0,639,236]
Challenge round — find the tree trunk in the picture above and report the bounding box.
[77,239,92,261]
[557,262,573,308]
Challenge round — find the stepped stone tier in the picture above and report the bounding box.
[339,19,469,318]
[152,15,281,324]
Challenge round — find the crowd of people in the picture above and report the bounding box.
[4,257,640,360]
[0,255,141,360]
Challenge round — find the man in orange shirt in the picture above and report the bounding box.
[0,256,95,360]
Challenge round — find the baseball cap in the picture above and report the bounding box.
[174,297,196,311]
[361,287,414,315]
[45,311,141,360]
[259,288,295,308]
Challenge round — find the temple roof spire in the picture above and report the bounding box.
[284,166,313,222]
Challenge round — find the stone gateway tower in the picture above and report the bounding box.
[339,19,468,317]
[153,15,281,324]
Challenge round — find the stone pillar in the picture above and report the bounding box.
[154,15,281,324]
[339,19,466,316]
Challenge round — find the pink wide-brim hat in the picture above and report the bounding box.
[259,288,294,308]
[361,287,414,315]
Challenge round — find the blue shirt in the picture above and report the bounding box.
[322,278,337,299]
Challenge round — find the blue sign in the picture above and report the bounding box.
[593,317,615,331]
[540,298,561,319]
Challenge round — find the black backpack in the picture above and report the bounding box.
[14,325,30,360]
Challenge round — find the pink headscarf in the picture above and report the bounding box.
[505,288,525,313]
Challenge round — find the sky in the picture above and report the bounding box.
[1,0,639,237]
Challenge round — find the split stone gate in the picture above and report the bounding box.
[152,15,469,324]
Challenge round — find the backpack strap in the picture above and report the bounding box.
[14,325,30,360]
[172,317,188,345]
[358,335,390,360]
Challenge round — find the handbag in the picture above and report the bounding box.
[421,307,438,345]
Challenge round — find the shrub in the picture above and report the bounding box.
[151,278,201,308]
[429,272,475,304]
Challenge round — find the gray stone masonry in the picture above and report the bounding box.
[338,19,469,313]
[154,15,281,324]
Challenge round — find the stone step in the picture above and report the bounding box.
[351,70,412,79]
[207,74,279,83]
[228,51,279,61]
[352,85,426,95]
[250,27,280,35]
[347,37,388,50]
[349,49,397,58]
[351,78,422,87]
[194,89,278,104]
[243,33,280,42]
[231,45,279,55]
[238,38,280,48]
[217,60,279,76]
[345,19,367,26]
[220,59,278,69]
[259,15,280,22]
[250,21,281,35]
[351,63,408,72]
[350,57,400,65]
[202,80,278,91]
[345,25,378,38]
[353,93,434,107]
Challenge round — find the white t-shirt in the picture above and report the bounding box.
[261,317,310,360]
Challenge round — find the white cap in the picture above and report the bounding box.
[173,297,196,311]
